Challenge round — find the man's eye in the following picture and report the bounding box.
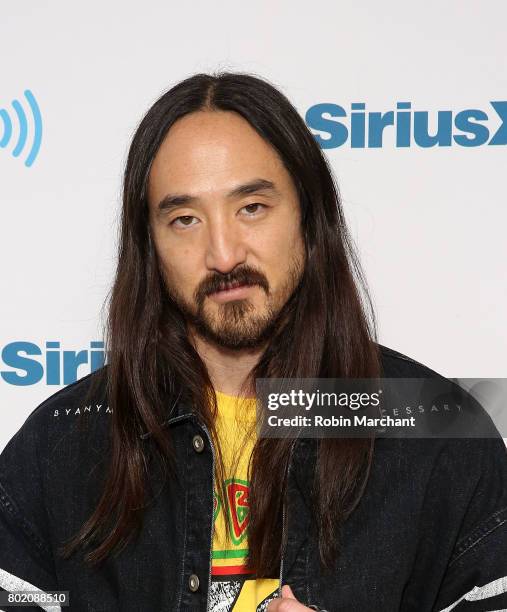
[241,203,266,215]
[171,215,198,228]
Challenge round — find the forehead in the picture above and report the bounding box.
[147,110,294,207]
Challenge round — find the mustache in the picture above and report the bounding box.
[195,266,269,303]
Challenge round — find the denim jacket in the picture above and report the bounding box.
[0,344,506,611]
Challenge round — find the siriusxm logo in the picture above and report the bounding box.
[1,341,105,386]
[305,101,507,149]
[0,89,42,167]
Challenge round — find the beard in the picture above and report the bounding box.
[163,255,304,350]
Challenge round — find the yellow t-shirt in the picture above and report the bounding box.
[209,390,280,611]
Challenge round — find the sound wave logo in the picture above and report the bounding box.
[0,89,42,167]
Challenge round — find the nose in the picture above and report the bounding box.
[204,214,247,273]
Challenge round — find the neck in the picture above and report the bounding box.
[189,326,265,397]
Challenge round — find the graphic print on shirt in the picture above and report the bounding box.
[226,479,249,545]
[209,391,279,612]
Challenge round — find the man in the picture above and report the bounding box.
[0,72,506,611]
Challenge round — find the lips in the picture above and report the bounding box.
[206,281,257,303]
[216,281,246,292]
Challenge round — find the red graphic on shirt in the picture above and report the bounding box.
[225,478,250,545]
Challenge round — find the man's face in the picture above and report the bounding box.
[147,110,305,350]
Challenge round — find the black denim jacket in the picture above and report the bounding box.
[0,344,506,611]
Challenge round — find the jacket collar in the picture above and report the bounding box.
[139,388,196,440]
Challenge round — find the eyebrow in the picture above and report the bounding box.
[155,178,280,213]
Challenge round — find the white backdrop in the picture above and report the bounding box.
[1,0,506,451]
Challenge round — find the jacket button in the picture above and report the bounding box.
[192,434,205,453]
[188,573,200,592]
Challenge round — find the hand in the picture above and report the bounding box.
[267,584,315,611]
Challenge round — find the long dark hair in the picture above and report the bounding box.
[59,71,381,575]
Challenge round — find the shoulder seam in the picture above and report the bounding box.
[378,343,434,369]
